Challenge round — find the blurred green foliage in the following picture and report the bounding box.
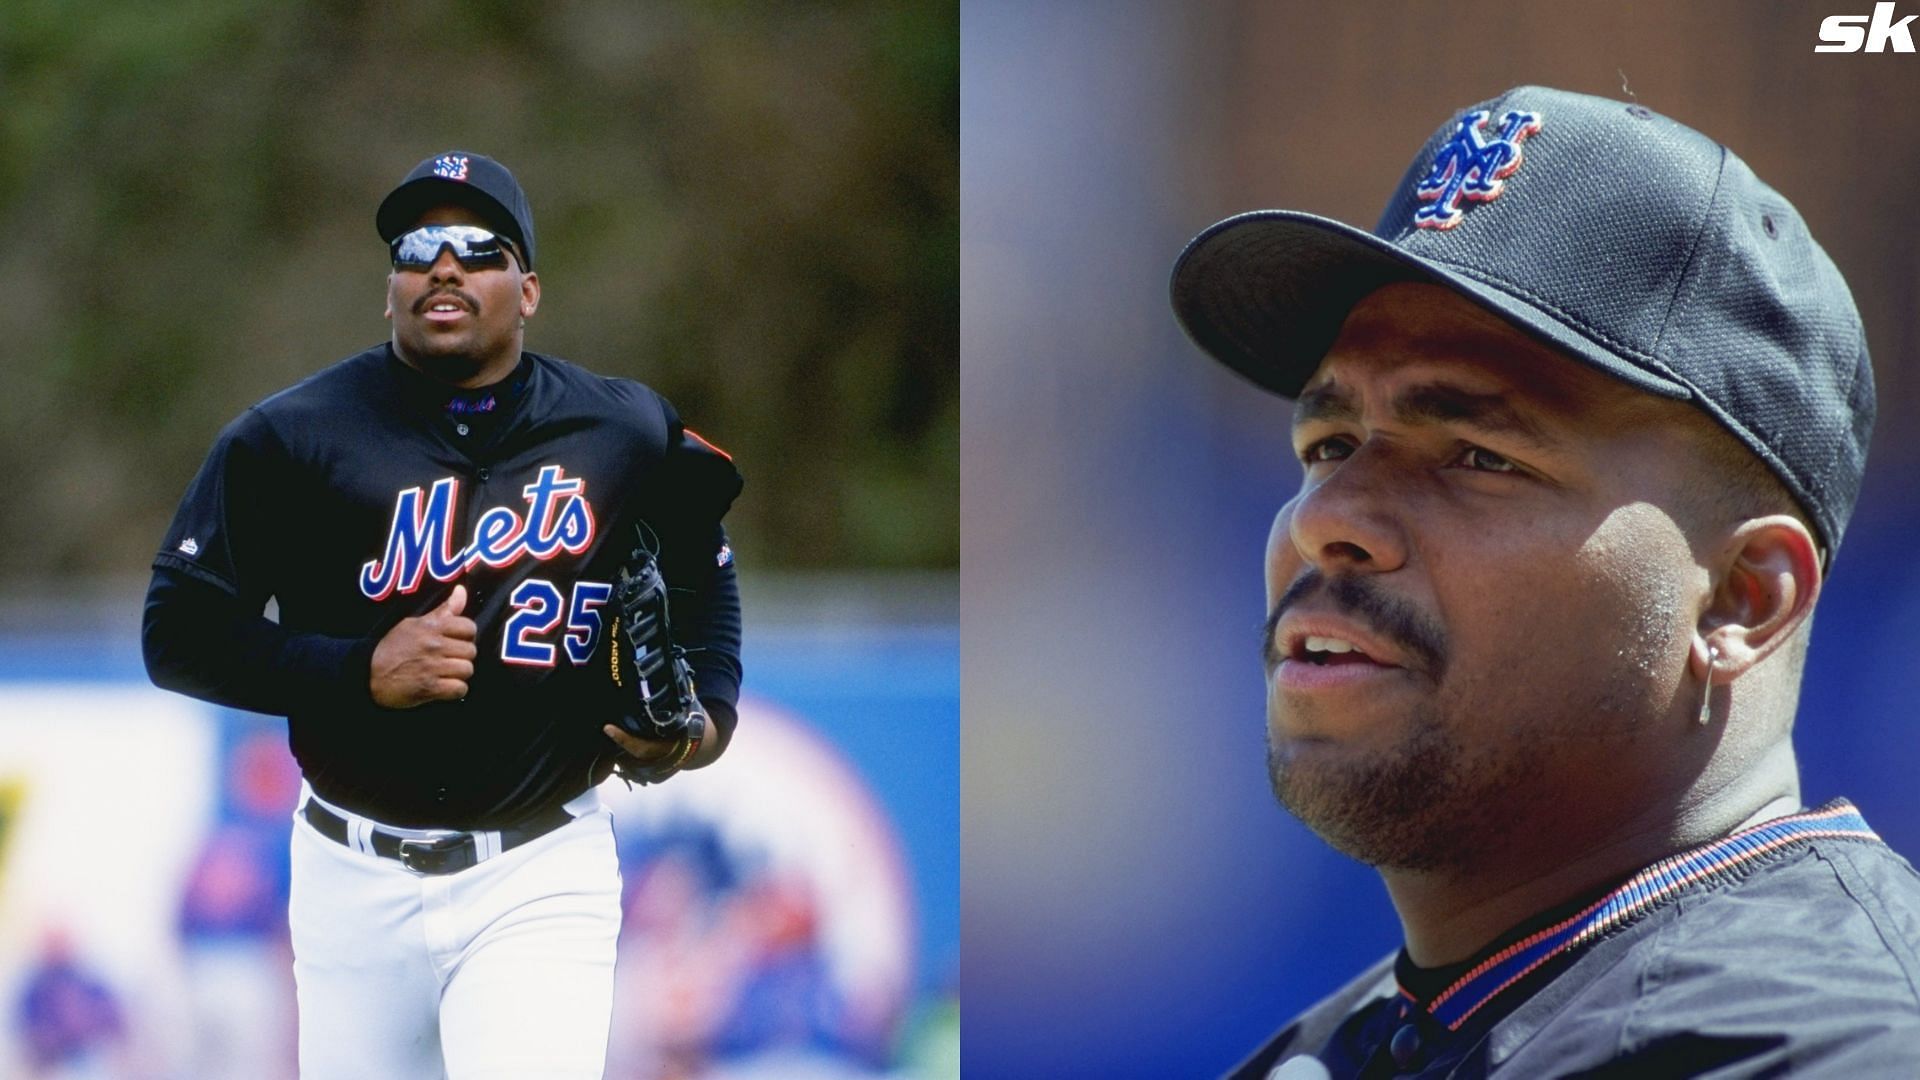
[0,1,956,582]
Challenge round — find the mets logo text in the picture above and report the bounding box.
[1413,110,1543,231]
[432,154,471,181]
[359,464,597,600]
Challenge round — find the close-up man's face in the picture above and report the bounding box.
[385,203,537,376]
[1262,283,1721,873]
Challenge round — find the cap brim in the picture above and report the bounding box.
[377,178,524,256]
[1169,210,1691,401]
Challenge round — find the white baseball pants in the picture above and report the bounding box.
[288,785,621,1080]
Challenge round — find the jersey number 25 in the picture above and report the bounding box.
[502,578,613,667]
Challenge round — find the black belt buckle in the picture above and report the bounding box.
[396,834,476,875]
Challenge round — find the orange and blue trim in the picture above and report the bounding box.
[1411,800,1879,1032]
[683,427,733,461]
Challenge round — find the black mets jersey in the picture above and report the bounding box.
[1229,800,1920,1079]
[144,343,743,829]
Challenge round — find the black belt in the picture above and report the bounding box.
[301,799,576,875]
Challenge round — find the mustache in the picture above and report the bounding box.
[414,287,480,315]
[1262,569,1448,675]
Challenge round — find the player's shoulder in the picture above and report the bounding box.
[523,351,683,447]
[1657,831,1920,979]
[1225,952,1397,1079]
[527,351,673,415]
[244,343,393,431]
[1503,833,1920,1076]
[192,343,387,453]
[1670,833,1920,1000]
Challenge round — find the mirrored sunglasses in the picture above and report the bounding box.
[389,224,519,271]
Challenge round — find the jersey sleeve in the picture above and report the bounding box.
[645,406,745,760]
[151,407,288,601]
[144,408,375,716]
[681,525,742,754]
[661,408,745,524]
[142,566,376,717]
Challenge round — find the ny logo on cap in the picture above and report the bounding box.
[432,154,471,182]
[1413,110,1543,231]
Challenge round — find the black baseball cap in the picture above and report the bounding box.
[1171,86,1874,560]
[377,151,536,270]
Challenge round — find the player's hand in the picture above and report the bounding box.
[371,584,478,708]
[603,699,713,770]
[601,724,681,763]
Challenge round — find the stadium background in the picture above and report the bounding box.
[963,2,1920,1077]
[0,4,955,1079]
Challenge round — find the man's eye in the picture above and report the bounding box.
[1456,445,1518,473]
[1300,437,1353,465]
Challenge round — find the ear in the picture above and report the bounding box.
[384,272,394,321]
[520,271,540,319]
[1692,515,1822,682]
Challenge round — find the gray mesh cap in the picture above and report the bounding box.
[1170,85,1875,559]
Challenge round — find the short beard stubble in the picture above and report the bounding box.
[1265,565,1682,874]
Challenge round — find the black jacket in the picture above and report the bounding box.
[1231,800,1920,1078]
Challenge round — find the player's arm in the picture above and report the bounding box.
[659,420,743,769]
[597,523,739,770]
[675,524,742,768]
[601,414,743,770]
[144,409,372,715]
[143,571,477,714]
[142,567,378,715]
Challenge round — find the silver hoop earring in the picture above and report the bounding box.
[1698,644,1719,726]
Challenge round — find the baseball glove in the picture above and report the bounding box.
[600,526,705,785]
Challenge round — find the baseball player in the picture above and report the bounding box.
[143,150,743,1079]
[1171,87,1920,1077]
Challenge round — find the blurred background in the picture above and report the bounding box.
[0,4,955,1079]
[964,2,1920,1077]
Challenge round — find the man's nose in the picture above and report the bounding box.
[427,245,466,282]
[1285,444,1410,574]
